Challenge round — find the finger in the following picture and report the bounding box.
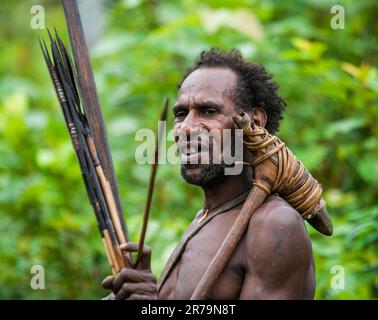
[101,275,114,290]
[113,268,155,293]
[119,242,139,252]
[119,243,152,270]
[135,246,151,270]
[115,282,156,300]
[118,243,139,266]
[119,243,151,256]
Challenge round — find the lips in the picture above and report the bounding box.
[180,152,202,164]
[178,141,210,164]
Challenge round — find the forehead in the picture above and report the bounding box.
[178,67,237,104]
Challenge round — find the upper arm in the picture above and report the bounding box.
[239,200,314,300]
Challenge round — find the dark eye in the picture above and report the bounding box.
[174,110,188,119]
[203,108,217,116]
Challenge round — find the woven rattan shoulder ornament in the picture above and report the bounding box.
[234,111,333,236]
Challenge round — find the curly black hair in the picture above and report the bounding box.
[178,48,286,134]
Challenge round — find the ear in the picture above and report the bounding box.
[249,107,267,128]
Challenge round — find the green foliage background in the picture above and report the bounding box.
[0,0,376,299]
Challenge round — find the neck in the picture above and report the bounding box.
[202,166,252,211]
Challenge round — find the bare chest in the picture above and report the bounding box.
[159,210,246,299]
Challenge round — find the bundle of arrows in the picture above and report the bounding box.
[39,0,167,275]
[40,31,129,275]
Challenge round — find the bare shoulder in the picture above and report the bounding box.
[240,195,315,299]
[245,195,313,272]
[248,195,309,239]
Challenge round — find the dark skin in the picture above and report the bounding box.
[102,67,315,300]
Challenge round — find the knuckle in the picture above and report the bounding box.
[141,270,153,279]
[147,282,157,292]
[146,272,156,283]
[115,283,129,300]
[122,282,130,293]
[119,267,127,275]
[117,268,128,280]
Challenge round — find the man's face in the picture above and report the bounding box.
[173,67,239,187]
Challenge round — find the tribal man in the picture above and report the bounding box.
[102,49,316,300]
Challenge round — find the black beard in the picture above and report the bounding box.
[180,163,226,187]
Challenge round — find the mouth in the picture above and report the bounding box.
[178,141,210,164]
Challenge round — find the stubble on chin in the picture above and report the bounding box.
[180,163,226,187]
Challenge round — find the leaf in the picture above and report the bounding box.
[356,156,378,185]
[325,118,366,138]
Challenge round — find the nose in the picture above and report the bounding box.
[174,109,202,142]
